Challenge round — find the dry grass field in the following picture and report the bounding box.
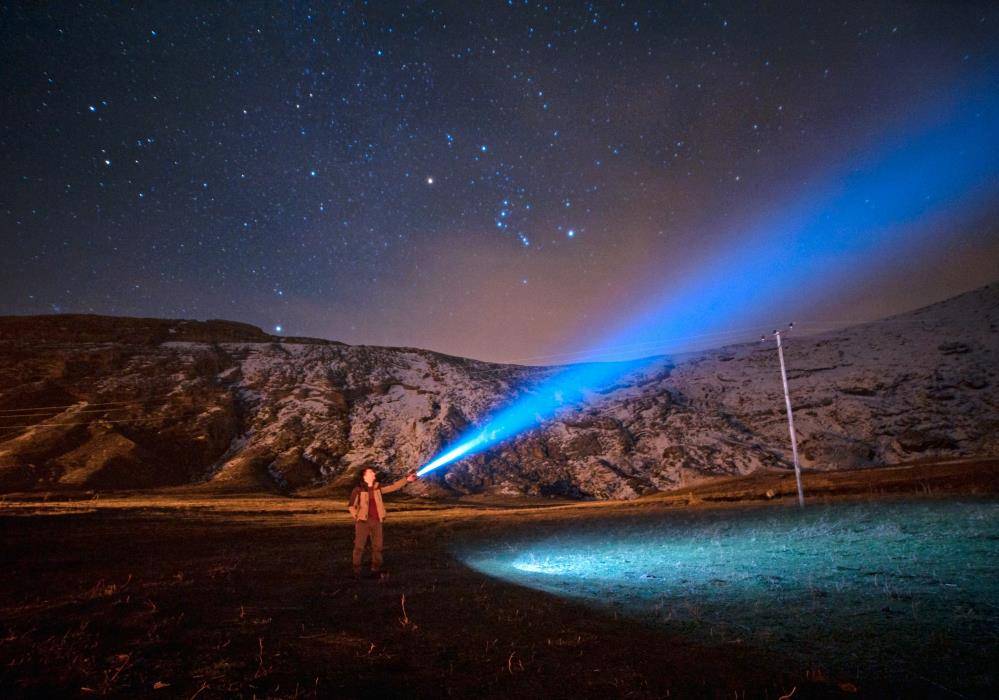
[1,459,996,698]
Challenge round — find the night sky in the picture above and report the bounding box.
[3,1,998,363]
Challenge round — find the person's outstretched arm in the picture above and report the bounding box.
[380,472,417,494]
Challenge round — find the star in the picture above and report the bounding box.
[3,0,993,370]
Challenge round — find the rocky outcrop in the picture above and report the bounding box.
[0,284,996,497]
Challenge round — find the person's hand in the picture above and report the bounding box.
[406,471,418,483]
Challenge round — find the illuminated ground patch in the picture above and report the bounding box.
[459,500,998,692]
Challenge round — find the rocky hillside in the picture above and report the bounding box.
[0,284,996,498]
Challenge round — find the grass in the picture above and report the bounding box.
[0,459,996,697]
[460,499,999,695]
[1,506,807,699]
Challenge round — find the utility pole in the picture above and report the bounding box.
[762,324,805,507]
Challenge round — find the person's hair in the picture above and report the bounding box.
[356,465,379,486]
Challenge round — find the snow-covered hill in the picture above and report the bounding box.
[1,284,996,498]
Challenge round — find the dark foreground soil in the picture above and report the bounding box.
[1,459,996,699]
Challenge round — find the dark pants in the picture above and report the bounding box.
[352,519,384,572]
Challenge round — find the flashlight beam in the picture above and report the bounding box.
[416,434,487,476]
[414,76,999,481]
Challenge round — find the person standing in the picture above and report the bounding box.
[347,466,416,578]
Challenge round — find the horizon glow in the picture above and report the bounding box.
[417,77,999,479]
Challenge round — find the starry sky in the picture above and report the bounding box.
[3,1,998,364]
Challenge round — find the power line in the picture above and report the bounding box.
[469,315,968,368]
[15,326,823,395]
[0,395,178,413]
[474,324,782,366]
[794,318,944,326]
[0,415,198,431]
[438,327,785,379]
[448,316,949,380]
[0,316,947,415]
[0,406,151,418]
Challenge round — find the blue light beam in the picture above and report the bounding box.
[417,357,646,476]
[417,77,999,478]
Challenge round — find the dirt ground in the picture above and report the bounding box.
[1,459,996,699]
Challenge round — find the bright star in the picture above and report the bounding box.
[426,176,434,185]
[274,325,283,333]
[567,229,575,238]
